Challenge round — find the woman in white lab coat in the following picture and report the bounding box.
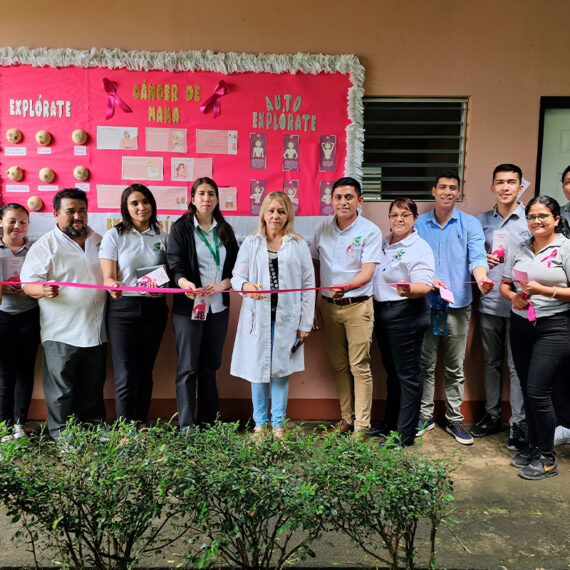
[230,192,315,437]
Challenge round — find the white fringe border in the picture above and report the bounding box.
[0,47,365,180]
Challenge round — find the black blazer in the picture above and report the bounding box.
[167,215,239,316]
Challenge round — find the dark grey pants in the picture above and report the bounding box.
[41,341,107,440]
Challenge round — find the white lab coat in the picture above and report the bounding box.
[230,232,315,383]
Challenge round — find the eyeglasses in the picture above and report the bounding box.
[526,213,551,221]
[389,212,413,220]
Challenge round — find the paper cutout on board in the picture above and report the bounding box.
[148,186,187,210]
[283,180,299,214]
[97,126,138,150]
[320,135,337,172]
[146,127,187,153]
[196,129,238,155]
[5,185,29,193]
[4,147,27,156]
[74,146,87,156]
[171,158,213,182]
[122,156,163,181]
[219,186,237,211]
[97,184,125,208]
[250,133,267,170]
[38,185,58,192]
[249,180,266,215]
[320,180,334,215]
[283,135,299,171]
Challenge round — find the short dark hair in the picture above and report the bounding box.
[116,183,159,235]
[388,197,418,218]
[0,203,29,219]
[492,164,522,183]
[525,195,570,238]
[562,165,570,183]
[332,176,362,197]
[434,170,461,188]
[53,188,88,211]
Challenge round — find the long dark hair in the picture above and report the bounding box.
[186,177,235,245]
[115,184,160,235]
[525,195,570,238]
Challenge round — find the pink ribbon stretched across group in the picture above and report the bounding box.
[103,78,133,120]
[199,80,229,118]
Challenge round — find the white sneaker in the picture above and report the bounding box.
[13,425,26,439]
[553,425,570,447]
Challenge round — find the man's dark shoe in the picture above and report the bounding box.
[470,413,501,438]
[416,415,435,438]
[510,445,538,468]
[518,453,558,480]
[507,421,528,451]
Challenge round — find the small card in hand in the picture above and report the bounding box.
[136,265,170,288]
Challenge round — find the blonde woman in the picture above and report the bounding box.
[230,192,315,436]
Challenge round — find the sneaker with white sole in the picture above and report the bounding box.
[445,421,474,445]
[13,424,26,439]
[416,415,435,438]
[553,425,570,447]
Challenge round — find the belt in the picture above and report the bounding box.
[322,295,370,306]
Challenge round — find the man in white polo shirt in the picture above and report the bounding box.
[21,188,107,440]
[311,177,382,438]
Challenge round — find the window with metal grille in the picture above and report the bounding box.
[362,98,467,201]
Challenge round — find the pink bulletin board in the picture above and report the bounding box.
[0,48,365,219]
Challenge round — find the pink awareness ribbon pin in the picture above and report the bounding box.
[540,249,558,268]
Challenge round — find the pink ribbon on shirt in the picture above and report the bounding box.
[199,80,228,118]
[103,78,133,120]
[540,249,558,268]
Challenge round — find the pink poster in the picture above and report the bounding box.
[283,180,299,215]
[320,180,334,215]
[0,53,355,215]
[250,179,266,215]
[320,135,337,172]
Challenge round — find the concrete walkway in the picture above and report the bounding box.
[0,421,568,568]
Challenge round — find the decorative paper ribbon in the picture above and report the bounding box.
[199,80,228,118]
[517,291,537,325]
[540,249,558,268]
[103,78,133,120]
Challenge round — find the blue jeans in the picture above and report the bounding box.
[250,321,289,428]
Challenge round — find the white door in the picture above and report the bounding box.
[539,108,570,202]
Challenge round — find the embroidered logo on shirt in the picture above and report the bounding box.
[153,241,163,251]
[346,236,362,256]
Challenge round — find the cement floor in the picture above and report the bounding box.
[0,421,568,569]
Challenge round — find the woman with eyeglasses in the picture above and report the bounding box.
[372,198,434,447]
[500,195,570,479]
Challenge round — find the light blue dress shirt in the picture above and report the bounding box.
[415,208,488,309]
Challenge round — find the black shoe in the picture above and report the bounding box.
[510,445,538,468]
[507,421,528,451]
[470,413,501,438]
[518,453,558,480]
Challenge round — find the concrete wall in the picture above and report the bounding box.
[4,0,569,420]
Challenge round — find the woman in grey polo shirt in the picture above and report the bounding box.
[500,195,570,480]
[100,184,169,426]
[0,203,40,440]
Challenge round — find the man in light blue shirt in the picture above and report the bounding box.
[471,164,530,450]
[415,171,493,445]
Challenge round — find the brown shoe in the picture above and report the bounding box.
[327,419,354,434]
[352,429,369,442]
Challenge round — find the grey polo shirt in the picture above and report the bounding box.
[0,240,38,314]
[478,203,531,317]
[503,234,570,319]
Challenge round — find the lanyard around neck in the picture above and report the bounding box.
[197,226,220,266]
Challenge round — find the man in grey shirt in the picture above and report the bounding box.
[471,164,530,450]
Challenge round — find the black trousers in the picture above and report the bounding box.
[106,296,168,423]
[172,308,229,429]
[374,298,430,444]
[510,310,570,455]
[0,307,40,424]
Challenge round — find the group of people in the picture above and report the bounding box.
[0,166,569,481]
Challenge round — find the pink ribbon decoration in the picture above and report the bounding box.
[540,249,558,268]
[103,78,133,120]
[199,80,229,118]
[518,291,537,325]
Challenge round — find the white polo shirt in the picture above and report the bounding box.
[373,230,435,302]
[21,226,107,347]
[310,213,382,298]
[99,226,168,296]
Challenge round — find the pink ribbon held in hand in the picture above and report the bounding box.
[540,249,558,268]
[200,80,229,118]
[518,291,537,325]
[103,78,133,120]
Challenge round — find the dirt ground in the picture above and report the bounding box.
[0,420,568,569]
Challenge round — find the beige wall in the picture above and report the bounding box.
[4,0,569,417]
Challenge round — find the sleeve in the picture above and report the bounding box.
[361,224,383,264]
[408,240,435,287]
[166,221,189,286]
[466,216,489,273]
[298,241,316,332]
[20,241,50,283]
[222,239,239,281]
[230,236,253,293]
[561,240,570,285]
[309,222,322,260]
[98,228,118,261]
[502,244,520,283]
